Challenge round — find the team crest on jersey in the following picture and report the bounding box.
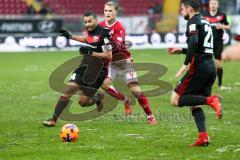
[189,24,196,32]
[93,36,99,42]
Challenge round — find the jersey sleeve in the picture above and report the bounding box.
[184,19,200,65]
[221,14,229,25]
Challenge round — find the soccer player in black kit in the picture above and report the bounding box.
[203,0,230,89]
[168,0,222,147]
[43,12,112,127]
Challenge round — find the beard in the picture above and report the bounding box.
[184,14,190,20]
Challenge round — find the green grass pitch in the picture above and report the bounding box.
[0,49,240,160]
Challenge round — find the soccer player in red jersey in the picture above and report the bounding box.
[203,0,231,90]
[99,1,157,124]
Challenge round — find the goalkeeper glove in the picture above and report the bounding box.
[58,29,72,39]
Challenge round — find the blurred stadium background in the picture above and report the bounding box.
[0,0,239,51]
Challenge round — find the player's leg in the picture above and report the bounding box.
[43,82,79,127]
[190,71,217,147]
[78,69,107,112]
[173,70,222,119]
[102,77,125,101]
[214,43,224,89]
[78,91,104,112]
[101,65,131,115]
[215,59,223,88]
[189,106,209,147]
[127,82,156,124]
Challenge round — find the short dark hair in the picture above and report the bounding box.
[83,12,97,19]
[105,1,119,11]
[181,0,200,12]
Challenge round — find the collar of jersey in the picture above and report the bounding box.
[105,19,118,27]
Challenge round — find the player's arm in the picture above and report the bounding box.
[216,14,231,30]
[176,23,199,77]
[71,35,86,43]
[58,29,86,42]
[167,48,187,55]
[79,46,112,59]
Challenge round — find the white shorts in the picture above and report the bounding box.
[107,59,139,84]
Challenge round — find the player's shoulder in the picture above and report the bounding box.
[99,20,106,26]
[202,11,210,18]
[114,20,125,30]
[217,11,226,16]
[188,14,201,25]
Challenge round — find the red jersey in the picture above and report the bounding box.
[100,20,131,62]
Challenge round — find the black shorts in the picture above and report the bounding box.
[213,40,223,60]
[69,65,106,97]
[174,67,216,97]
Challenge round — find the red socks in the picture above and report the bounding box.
[106,86,125,101]
[137,93,152,116]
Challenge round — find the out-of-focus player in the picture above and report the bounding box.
[99,1,157,124]
[222,43,240,61]
[43,12,112,127]
[168,0,222,146]
[203,0,231,89]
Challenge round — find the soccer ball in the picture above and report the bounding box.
[60,123,80,142]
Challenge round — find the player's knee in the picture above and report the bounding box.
[215,60,222,68]
[78,99,88,107]
[78,97,89,107]
[170,98,178,106]
[101,78,111,90]
[131,91,141,99]
[101,82,109,91]
[170,94,179,106]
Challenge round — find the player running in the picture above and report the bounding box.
[203,0,231,90]
[99,1,157,124]
[168,0,222,146]
[43,12,112,127]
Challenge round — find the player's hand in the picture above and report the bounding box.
[58,29,72,39]
[167,48,182,55]
[175,64,187,78]
[79,46,93,55]
[215,24,223,30]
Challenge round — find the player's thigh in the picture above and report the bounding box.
[124,67,139,85]
[199,70,216,97]
[63,82,80,98]
[107,64,118,81]
[175,71,208,96]
[170,91,180,106]
[174,71,190,96]
[69,66,87,86]
[81,70,105,97]
[101,77,113,90]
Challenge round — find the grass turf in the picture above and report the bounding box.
[0,49,240,160]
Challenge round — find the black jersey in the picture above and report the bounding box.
[185,14,215,68]
[203,11,229,43]
[81,25,112,71]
